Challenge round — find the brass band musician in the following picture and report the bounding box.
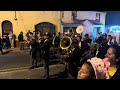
[60,26,84,79]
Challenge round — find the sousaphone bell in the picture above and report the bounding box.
[60,36,72,50]
[76,25,84,34]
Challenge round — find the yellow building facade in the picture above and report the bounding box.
[0,11,61,40]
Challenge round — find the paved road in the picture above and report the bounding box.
[0,48,74,79]
[0,48,31,70]
[0,48,61,70]
[0,64,68,79]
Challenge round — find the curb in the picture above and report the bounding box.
[3,48,30,55]
[0,67,29,72]
[0,64,64,73]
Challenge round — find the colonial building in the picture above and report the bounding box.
[61,11,106,41]
[0,11,61,41]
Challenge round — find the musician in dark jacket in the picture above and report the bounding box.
[84,33,92,45]
[76,35,90,65]
[95,37,109,59]
[52,33,60,48]
[36,32,44,66]
[68,39,82,79]
[29,35,38,69]
[51,33,60,57]
[41,33,51,79]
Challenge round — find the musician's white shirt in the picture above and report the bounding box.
[95,48,99,56]
[79,41,81,48]
[44,39,48,43]
[52,36,56,45]
[107,38,114,45]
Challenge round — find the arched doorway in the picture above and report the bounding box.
[2,20,13,35]
[35,22,56,36]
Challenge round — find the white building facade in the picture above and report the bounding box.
[61,11,106,41]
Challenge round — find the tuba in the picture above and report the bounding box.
[67,27,73,36]
[60,36,72,61]
[76,25,84,34]
[60,36,72,50]
[60,25,84,50]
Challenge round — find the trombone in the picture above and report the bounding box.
[80,39,108,63]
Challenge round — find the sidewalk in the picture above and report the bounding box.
[0,64,67,79]
[2,47,30,55]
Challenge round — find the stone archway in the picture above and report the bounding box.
[2,20,13,35]
[35,22,56,36]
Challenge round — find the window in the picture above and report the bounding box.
[96,13,100,21]
[61,11,64,18]
[72,11,77,19]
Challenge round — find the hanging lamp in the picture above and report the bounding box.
[14,11,18,20]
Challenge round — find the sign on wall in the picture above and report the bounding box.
[110,26,120,33]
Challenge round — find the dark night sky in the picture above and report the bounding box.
[105,11,120,25]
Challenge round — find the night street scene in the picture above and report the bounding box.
[0,11,120,79]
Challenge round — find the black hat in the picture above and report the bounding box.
[95,39,103,44]
[84,33,89,36]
